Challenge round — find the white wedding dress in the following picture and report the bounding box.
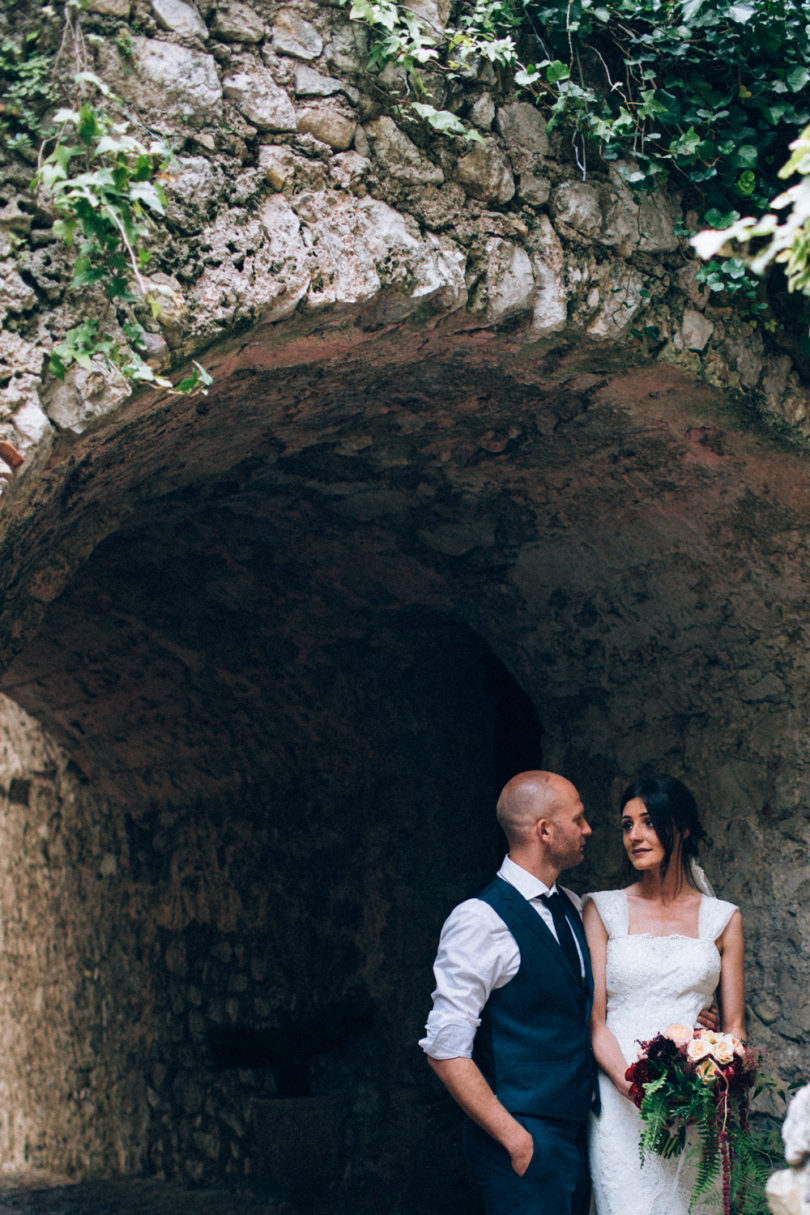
[585,889,738,1215]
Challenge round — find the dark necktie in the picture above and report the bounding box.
[541,891,582,978]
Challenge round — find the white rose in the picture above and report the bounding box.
[711,1037,735,1066]
[687,1037,713,1062]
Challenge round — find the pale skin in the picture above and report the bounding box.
[583,796,746,1099]
[428,770,592,1177]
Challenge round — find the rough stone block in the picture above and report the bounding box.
[682,308,715,351]
[272,9,323,59]
[452,140,515,204]
[103,37,222,124]
[496,101,549,156]
[12,398,51,448]
[470,93,495,130]
[364,116,444,186]
[42,362,131,436]
[518,171,551,207]
[530,215,567,336]
[294,64,358,103]
[223,68,296,132]
[550,181,603,241]
[211,0,266,43]
[151,0,208,39]
[483,238,534,324]
[296,105,356,151]
[85,0,131,13]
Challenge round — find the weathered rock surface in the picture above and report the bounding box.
[222,63,296,131]
[98,37,223,125]
[151,0,208,40]
[271,8,323,59]
[365,115,445,185]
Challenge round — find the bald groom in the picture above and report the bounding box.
[420,771,597,1215]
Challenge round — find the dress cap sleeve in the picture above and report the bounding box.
[583,889,628,938]
[699,896,738,941]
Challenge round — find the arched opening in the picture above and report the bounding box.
[0,446,550,1209]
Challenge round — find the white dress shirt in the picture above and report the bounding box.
[419,855,584,1060]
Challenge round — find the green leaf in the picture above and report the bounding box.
[546,60,570,85]
[130,180,166,214]
[787,66,810,94]
[515,66,542,86]
[174,361,213,394]
[77,103,99,146]
[733,145,758,169]
[193,360,213,387]
[670,127,701,159]
[728,1,754,21]
[132,154,153,183]
[52,217,77,245]
[410,102,468,136]
[73,69,110,96]
[737,170,756,196]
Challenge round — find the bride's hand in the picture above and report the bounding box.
[617,1074,634,1101]
[696,1004,719,1032]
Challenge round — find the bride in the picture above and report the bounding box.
[583,774,745,1215]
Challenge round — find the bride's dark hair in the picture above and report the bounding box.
[620,773,710,884]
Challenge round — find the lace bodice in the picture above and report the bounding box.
[585,889,737,1062]
[585,888,738,1215]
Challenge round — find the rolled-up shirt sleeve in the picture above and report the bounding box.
[419,898,520,1060]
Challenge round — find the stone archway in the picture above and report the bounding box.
[1,311,810,1207]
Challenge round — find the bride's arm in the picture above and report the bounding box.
[718,908,746,1040]
[583,900,633,1099]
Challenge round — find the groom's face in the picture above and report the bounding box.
[545,784,591,870]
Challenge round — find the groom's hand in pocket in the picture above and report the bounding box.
[696,1004,719,1032]
[508,1123,534,1176]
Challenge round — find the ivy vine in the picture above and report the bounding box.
[694,123,810,300]
[347,0,810,310]
[0,29,54,159]
[35,76,209,393]
[3,0,210,395]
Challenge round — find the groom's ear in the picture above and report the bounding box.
[536,817,552,842]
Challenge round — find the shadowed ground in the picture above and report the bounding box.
[0,1176,280,1214]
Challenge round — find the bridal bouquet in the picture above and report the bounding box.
[625,1024,763,1214]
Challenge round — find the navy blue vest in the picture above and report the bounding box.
[472,876,598,1121]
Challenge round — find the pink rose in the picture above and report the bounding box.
[663,1024,693,1048]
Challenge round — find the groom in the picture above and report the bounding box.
[420,770,597,1215]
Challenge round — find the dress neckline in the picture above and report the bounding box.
[621,888,705,940]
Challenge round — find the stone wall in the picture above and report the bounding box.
[2,0,809,482]
[0,695,148,1176]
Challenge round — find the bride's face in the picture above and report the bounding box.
[621,797,666,871]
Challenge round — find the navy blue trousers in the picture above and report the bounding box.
[462,1114,590,1215]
